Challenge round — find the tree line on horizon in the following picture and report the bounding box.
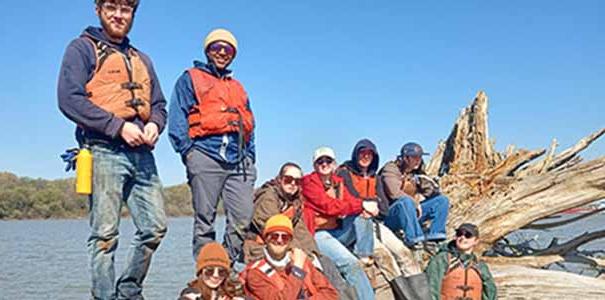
[0,172,224,220]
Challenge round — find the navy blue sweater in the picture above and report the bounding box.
[57,26,166,146]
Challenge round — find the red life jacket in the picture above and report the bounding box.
[187,68,254,141]
[441,255,483,300]
[242,259,318,299]
[85,37,152,122]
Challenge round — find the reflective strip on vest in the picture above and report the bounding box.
[187,68,254,141]
[85,38,152,121]
[248,259,318,298]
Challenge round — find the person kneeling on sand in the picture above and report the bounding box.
[179,242,246,300]
[243,214,338,300]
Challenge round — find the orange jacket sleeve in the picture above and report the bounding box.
[308,264,339,300]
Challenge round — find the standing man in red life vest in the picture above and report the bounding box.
[57,1,167,299]
[168,28,256,267]
[243,214,339,300]
[425,223,497,300]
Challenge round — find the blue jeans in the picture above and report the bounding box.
[327,215,374,258]
[384,195,449,246]
[315,216,375,300]
[88,144,167,300]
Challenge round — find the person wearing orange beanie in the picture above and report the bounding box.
[243,214,338,300]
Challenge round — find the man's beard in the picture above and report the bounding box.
[100,15,133,42]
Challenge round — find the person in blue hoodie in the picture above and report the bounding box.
[168,29,256,267]
[57,1,167,299]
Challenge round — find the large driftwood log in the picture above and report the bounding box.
[425,91,605,296]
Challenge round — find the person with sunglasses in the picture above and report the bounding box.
[425,223,496,300]
[244,162,317,262]
[168,28,256,268]
[57,1,168,298]
[380,142,450,255]
[243,214,338,300]
[337,139,431,299]
[179,242,246,300]
[302,147,378,300]
[244,162,357,299]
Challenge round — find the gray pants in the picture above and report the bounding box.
[185,149,256,263]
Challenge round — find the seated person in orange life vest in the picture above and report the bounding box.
[425,223,496,300]
[244,162,356,298]
[243,214,339,300]
[179,242,246,300]
[337,139,432,299]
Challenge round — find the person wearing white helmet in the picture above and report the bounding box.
[168,28,257,268]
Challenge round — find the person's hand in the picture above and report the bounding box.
[291,248,307,269]
[143,122,159,146]
[362,200,379,217]
[120,122,145,147]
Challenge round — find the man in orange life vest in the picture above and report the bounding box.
[243,214,339,300]
[168,29,256,265]
[57,1,167,299]
[425,223,497,300]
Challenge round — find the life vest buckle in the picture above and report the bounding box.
[121,82,143,90]
[126,98,145,109]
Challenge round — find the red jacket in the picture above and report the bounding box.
[301,172,363,235]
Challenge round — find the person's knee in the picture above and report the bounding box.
[436,195,450,211]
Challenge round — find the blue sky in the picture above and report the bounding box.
[0,0,603,186]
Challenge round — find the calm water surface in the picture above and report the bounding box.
[1,213,603,299]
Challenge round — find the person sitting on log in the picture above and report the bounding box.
[242,214,339,300]
[379,142,450,255]
[337,138,431,299]
[302,146,378,300]
[425,223,497,300]
[243,162,356,299]
[179,242,246,300]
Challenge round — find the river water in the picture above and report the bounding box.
[1,213,603,299]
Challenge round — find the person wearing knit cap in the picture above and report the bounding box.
[179,242,246,300]
[425,223,497,300]
[168,28,257,267]
[243,214,338,300]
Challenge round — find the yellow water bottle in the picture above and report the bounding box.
[76,147,93,195]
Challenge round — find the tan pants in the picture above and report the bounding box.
[373,222,421,281]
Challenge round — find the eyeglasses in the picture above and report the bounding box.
[281,175,302,186]
[207,42,236,57]
[266,232,292,246]
[101,2,134,15]
[315,157,334,166]
[201,266,228,278]
[455,230,474,239]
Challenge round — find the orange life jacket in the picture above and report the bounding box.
[187,68,254,141]
[441,256,483,300]
[85,38,152,122]
[243,259,317,299]
[349,172,377,199]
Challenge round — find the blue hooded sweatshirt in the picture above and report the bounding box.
[57,26,167,146]
[167,61,255,165]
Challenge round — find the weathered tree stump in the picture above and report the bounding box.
[425,91,605,297]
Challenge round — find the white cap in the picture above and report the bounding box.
[313,147,336,163]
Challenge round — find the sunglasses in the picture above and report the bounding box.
[455,230,475,239]
[315,157,334,166]
[207,42,235,57]
[201,266,228,278]
[282,175,302,185]
[266,232,293,246]
[359,149,373,156]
